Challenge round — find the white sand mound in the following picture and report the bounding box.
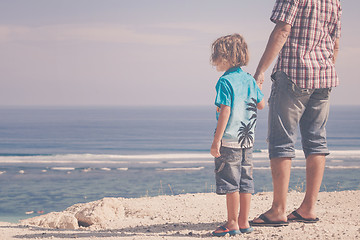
[20,193,224,230]
[21,197,126,230]
[29,211,78,229]
[73,198,125,228]
[17,191,360,239]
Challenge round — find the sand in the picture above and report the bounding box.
[0,190,359,239]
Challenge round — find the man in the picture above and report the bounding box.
[252,0,342,226]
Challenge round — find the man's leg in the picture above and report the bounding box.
[252,157,291,223]
[289,88,331,220]
[270,157,292,218]
[252,72,314,224]
[288,154,325,219]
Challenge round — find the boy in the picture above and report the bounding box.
[210,34,265,236]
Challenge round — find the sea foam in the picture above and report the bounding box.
[0,150,359,168]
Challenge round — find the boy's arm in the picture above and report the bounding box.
[211,105,231,158]
[257,98,265,110]
[256,82,265,110]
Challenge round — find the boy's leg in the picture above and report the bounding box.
[226,192,240,230]
[238,193,251,229]
[238,148,254,228]
[213,147,242,234]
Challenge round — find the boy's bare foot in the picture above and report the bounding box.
[238,221,250,229]
[223,221,239,231]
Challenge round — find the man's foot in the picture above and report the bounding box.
[250,213,289,227]
[250,209,289,227]
[287,210,319,223]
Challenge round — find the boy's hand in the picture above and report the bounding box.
[211,140,221,158]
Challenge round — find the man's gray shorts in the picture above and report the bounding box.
[215,146,254,194]
[268,71,331,159]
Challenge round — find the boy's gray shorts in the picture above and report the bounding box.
[268,71,331,159]
[214,146,254,194]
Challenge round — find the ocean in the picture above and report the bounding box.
[0,106,359,223]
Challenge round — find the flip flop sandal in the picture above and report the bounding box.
[240,227,254,233]
[250,214,289,227]
[288,210,319,223]
[212,226,241,237]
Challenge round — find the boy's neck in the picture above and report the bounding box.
[225,66,241,73]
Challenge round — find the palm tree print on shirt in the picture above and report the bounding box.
[237,98,257,148]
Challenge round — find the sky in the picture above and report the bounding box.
[0,0,359,107]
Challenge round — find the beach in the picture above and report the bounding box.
[0,190,358,239]
[0,107,359,239]
[1,107,360,221]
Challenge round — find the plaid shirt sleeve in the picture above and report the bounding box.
[332,4,342,39]
[270,0,300,26]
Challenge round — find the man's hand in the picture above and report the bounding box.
[254,72,264,90]
[333,38,340,64]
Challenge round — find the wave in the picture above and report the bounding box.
[100,167,111,171]
[117,168,128,171]
[254,166,306,170]
[255,166,360,170]
[0,165,359,176]
[0,153,211,163]
[326,166,360,169]
[51,167,75,171]
[0,150,359,165]
[157,167,205,171]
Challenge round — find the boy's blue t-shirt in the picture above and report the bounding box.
[215,67,264,148]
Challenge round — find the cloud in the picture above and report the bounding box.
[0,24,193,45]
[0,21,273,48]
[153,22,238,35]
[151,21,273,44]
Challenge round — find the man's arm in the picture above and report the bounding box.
[211,105,230,158]
[254,21,292,85]
[333,38,340,64]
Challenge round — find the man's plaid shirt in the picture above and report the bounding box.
[271,0,342,89]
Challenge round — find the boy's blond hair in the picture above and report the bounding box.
[211,33,249,67]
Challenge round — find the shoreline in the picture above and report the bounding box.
[0,190,359,239]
